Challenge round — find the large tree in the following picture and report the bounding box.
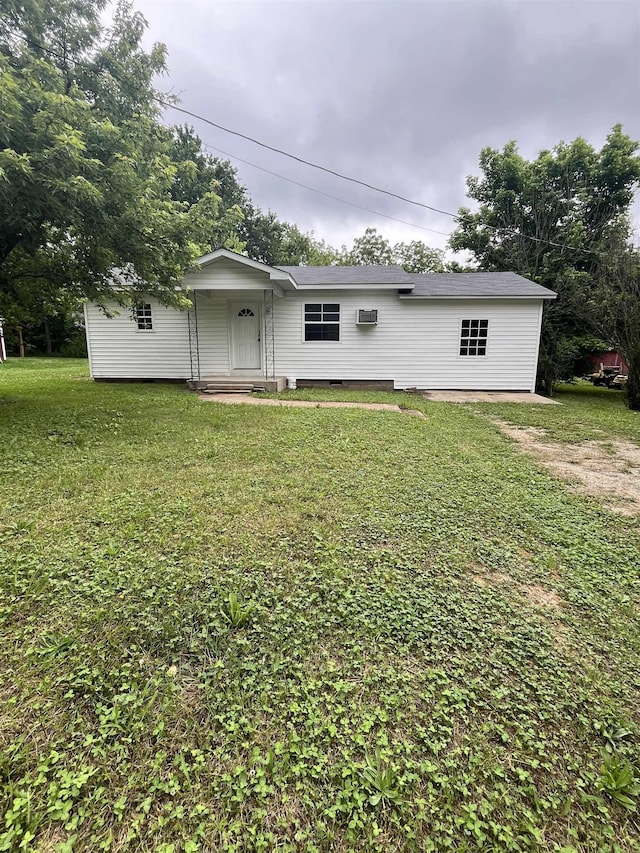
[449,127,640,395]
[0,0,241,338]
[589,225,640,409]
[166,138,451,273]
[168,125,338,267]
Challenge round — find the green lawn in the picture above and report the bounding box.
[1,360,639,852]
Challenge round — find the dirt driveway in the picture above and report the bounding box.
[495,420,640,515]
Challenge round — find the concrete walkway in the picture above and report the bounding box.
[422,390,558,404]
[199,393,426,416]
[199,390,555,410]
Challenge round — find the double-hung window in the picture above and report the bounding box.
[304,303,340,341]
[459,319,488,356]
[135,303,153,331]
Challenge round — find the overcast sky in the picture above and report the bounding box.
[135,0,640,252]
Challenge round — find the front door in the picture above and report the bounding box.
[231,304,261,369]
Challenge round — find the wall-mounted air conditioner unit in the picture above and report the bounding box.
[356,309,378,325]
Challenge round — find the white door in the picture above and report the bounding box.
[231,305,261,369]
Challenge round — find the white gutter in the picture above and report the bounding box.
[398,294,557,300]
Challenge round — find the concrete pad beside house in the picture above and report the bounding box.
[422,391,559,404]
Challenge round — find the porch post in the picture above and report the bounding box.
[263,289,275,379]
[187,291,201,380]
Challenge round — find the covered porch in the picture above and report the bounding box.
[181,249,295,390]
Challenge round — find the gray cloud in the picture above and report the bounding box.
[137,0,640,250]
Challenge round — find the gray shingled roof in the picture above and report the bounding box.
[407,272,556,298]
[276,265,556,298]
[277,264,415,286]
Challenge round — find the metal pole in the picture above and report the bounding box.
[187,291,200,380]
[263,289,275,379]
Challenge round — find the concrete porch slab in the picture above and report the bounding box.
[422,390,559,404]
[187,376,287,392]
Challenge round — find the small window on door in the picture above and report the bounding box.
[135,303,153,331]
[238,308,255,317]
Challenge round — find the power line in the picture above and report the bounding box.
[14,30,449,237]
[159,101,594,255]
[161,100,459,221]
[200,141,453,238]
[14,30,445,238]
[10,29,595,255]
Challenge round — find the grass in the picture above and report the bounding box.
[473,381,640,445]
[1,359,639,852]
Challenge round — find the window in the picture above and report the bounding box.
[304,303,340,341]
[460,319,488,356]
[135,303,153,331]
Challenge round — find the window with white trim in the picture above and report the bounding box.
[135,303,153,331]
[460,319,488,356]
[304,303,340,341]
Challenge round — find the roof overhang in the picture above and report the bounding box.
[194,249,297,289]
[398,294,557,300]
[294,283,414,291]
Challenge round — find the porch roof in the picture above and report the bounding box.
[184,249,298,294]
[185,250,418,292]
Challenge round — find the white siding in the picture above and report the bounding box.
[85,299,191,379]
[271,291,543,391]
[184,259,273,290]
[85,282,546,391]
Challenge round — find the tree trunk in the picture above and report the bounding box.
[44,318,52,354]
[18,326,25,358]
[627,358,640,411]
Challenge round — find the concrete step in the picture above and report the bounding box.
[202,387,255,394]
[187,376,286,393]
[205,383,255,390]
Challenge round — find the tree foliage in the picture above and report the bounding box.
[0,0,242,333]
[450,126,640,394]
[169,128,455,273]
[589,226,640,409]
[168,125,337,268]
[339,227,447,272]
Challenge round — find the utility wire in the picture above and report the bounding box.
[159,101,457,221]
[200,141,453,238]
[11,29,596,255]
[160,101,594,255]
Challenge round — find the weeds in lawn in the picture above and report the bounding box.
[594,718,635,754]
[359,748,404,808]
[31,632,76,660]
[220,592,253,628]
[598,753,640,810]
[0,361,639,850]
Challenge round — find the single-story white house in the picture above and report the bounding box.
[83,249,556,392]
